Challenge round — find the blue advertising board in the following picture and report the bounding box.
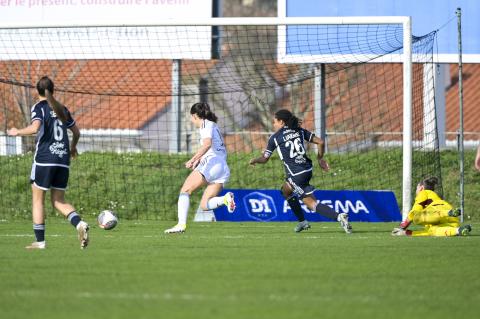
[214,189,401,222]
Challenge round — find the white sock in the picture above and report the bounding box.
[206,196,225,210]
[177,193,190,225]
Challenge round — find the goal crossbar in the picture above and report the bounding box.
[0,16,411,29]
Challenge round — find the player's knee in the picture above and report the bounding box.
[307,203,316,212]
[304,198,317,211]
[280,185,291,198]
[179,188,193,195]
[199,200,209,211]
[50,192,65,207]
[51,192,62,201]
[51,198,64,209]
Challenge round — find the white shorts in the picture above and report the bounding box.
[195,156,230,184]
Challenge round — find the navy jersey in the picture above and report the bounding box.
[263,126,315,176]
[31,100,76,167]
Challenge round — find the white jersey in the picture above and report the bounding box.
[199,119,227,161]
[196,119,230,184]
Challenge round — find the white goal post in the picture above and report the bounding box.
[0,16,414,218]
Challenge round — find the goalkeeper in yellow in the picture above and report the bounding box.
[392,176,471,237]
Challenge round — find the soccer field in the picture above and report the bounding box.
[1,220,479,319]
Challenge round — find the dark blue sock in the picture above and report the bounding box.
[287,196,305,222]
[315,203,339,220]
[33,223,45,242]
[67,211,81,228]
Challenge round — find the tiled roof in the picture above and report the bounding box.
[1,61,479,137]
[66,95,171,130]
[0,59,216,130]
[445,64,480,140]
[0,85,24,132]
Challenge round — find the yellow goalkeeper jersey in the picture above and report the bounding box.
[409,189,451,215]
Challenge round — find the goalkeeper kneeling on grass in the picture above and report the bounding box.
[392,176,472,237]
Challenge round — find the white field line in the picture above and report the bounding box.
[7,289,379,303]
[9,289,478,304]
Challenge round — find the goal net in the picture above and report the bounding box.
[0,18,440,220]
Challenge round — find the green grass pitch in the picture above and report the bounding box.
[1,220,479,319]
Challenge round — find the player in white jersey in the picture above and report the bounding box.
[165,102,235,234]
[7,76,89,249]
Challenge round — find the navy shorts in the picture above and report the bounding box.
[30,164,69,190]
[286,170,315,199]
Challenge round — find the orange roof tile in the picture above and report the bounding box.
[2,60,479,139]
[0,59,217,130]
[446,64,480,139]
[0,83,28,131]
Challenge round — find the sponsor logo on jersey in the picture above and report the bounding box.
[294,156,306,164]
[49,142,67,158]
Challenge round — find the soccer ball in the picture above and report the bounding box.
[97,210,118,230]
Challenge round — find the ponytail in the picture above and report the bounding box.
[274,109,301,129]
[190,102,218,123]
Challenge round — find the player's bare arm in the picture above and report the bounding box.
[186,137,212,169]
[475,145,480,171]
[249,155,269,166]
[311,136,329,171]
[69,125,81,158]
[7,120,41,136]
[45,89,68,124]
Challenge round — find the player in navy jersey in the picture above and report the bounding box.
[249,109,352,233]
[7,76,89,249]
[164,102,235,234]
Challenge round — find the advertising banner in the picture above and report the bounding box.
[214,189,401,222]
[0,0,213,60]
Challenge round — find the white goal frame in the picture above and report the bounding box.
[0,17,413,217]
